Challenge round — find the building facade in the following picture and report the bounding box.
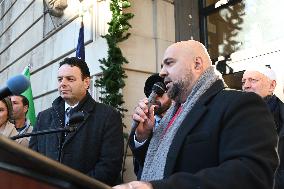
[0,0,283,183]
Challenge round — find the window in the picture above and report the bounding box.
[200,0,284,62]
[199,0,284,96]
[89,74,105,102]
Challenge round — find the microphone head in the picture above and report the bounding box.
[147,82,166,110]
[7,75,30,95]
[152,82,166,96]
[144,73,164,98]
[69,112,84,125]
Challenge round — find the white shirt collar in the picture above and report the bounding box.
[65,102,79,111]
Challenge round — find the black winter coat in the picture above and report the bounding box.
[29,93,124,186]
[130,80,278,189]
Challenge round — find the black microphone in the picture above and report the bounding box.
[66,111,85,131]
[132,82,166,130]
[0,75,30,100]
[147,82,166,110]
[10,112,85,140]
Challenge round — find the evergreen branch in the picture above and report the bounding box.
[95,0,134,122]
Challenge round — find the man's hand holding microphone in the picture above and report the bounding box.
[132,82,166,142]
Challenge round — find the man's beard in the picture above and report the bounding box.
[167,81,184,103]
[154,100,171,115]
[167,72,193,103]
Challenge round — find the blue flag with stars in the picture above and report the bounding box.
[76,21,85,61]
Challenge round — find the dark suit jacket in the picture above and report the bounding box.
[29,93,124,186]
[130,80,278,189]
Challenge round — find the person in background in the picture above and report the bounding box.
[0,97,29,147]
[133,73,172,179]
[11,95,33,136]
[143,73,172,128]
[242,66,284,189]
[114,40,278,189]
[29,57,124,186]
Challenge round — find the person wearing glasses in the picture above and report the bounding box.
[242,66,284,189]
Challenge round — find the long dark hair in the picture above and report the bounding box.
[1,97,14,124]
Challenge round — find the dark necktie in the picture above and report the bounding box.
[65,107,72,127]
[64,107,72,137]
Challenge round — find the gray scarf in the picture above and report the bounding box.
[141,66,220,181]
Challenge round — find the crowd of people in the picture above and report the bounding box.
[0,95,30,146]
[0,40,283,189]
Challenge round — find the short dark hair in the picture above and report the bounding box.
[59,57,90,79]
[18,95,29,108]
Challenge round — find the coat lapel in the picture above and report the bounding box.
[63,110,90,145]
[164,104,208,176]
[62,93,96,146]
[51,98,66,142]
[164,80,225,177]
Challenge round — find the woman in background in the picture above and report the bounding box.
[0,97,29,147]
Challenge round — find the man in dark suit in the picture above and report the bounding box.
[29,57,124,186]
[114,40,278,189]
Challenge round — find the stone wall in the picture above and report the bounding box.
[120,0,175,182]
[0,0,175,183]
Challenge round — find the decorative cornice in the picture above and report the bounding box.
[44,0,68,17]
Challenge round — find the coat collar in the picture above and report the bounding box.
[52,93,96,145]
[52,92,95,115]
[164,79,226,177]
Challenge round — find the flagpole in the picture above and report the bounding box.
[81,14,84,26]
[81,17,84,28]
[27,63,32,70]
[78,0,84,28]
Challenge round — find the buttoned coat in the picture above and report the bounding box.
[130,80,278,189]
[29,93,124,186]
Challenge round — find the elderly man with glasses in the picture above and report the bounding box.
[242,66,284,189]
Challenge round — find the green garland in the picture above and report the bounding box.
[95,0,134,122]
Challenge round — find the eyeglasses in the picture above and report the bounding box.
[241,78,260,86]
